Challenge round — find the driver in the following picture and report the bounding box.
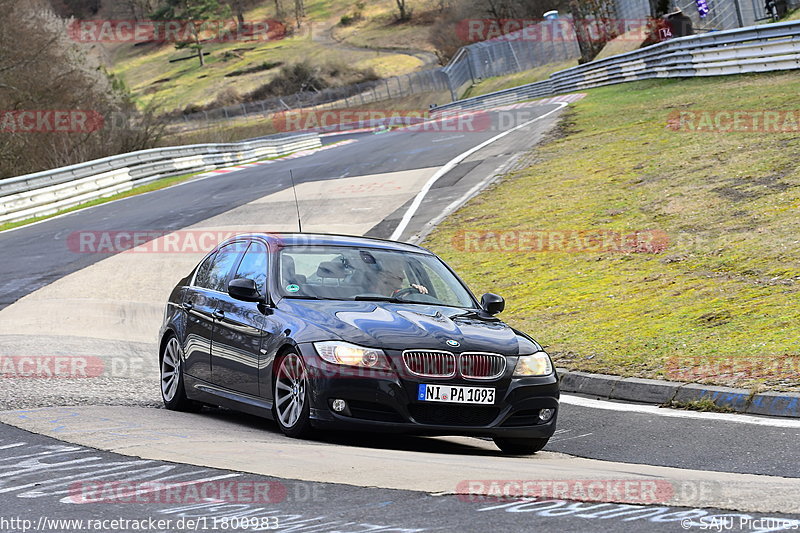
[375,261,428,297]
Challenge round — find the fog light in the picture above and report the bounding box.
[539,408,555,422]
[332,399,347,413]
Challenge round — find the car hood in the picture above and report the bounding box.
[278,299,539,355]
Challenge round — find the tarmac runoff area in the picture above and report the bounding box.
[1,405,800,515]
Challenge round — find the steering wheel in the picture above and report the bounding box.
[392,286,421,299]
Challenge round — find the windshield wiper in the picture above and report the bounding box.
[352,295,439,304]
[282,295,348,301]
[354,295,400,301]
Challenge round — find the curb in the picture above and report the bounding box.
[557,368,800,419]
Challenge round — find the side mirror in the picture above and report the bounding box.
[228,278,262,303]
[480,293,505,315]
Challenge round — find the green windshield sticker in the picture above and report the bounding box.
[286,284,300,293]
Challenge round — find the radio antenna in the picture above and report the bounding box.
[289,169,302,233]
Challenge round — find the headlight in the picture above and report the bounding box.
[513,351,553,376]
[314,341,389,369]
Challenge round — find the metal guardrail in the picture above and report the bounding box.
[432,20,800,113]
[0,132,321,225]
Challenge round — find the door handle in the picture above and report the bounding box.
[213,310,225,319]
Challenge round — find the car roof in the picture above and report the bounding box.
[223,233,434,255]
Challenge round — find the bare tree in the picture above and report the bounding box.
[124,0,162,20]
[46,0,101,17]
[226,0,245,25]
[293,0,305,27]
[0,0,164,178]
[152,0,232,67]
[485,0,517,19]
[485,0,568,20]
[395,0,411,21]
[568,0,619,63]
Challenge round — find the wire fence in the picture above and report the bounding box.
[442,21,581,100]
[433,20,800,113]
[621,0,800,32]
[170,0,797,136]
[674,0,746,30]
[178,69,450,126]
[172,20,581,136]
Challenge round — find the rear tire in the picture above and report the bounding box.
[273,351,315,439]
[493,437,549,455]
[160,336,202,412]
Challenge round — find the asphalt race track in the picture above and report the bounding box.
[1,101,799,532]
[1,422,798,533]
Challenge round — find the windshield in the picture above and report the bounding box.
[277,245,476,307]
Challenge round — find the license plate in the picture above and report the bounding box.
[417,384,495,405]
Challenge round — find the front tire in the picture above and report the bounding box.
[273,351,314,439]
[493,437,549,455]
[160,336,201,412]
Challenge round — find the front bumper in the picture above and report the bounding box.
[296,343,559,438]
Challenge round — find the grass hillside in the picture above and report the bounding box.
[330,1,441,53]
[107,0,441,113]
[424,72,800,392]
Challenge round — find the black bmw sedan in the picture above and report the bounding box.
[158,233,559,454]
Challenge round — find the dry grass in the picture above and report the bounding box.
[424,72,800,392]
[161,89,452,145]
[463,60,579,99]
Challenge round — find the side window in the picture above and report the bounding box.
[234,241,268,296]
[194,252,217,289]
[208,242,245,293]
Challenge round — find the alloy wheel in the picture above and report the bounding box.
[275,353,308,428]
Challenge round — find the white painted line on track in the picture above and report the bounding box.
[389,102,568,241]
[409,157,512,244]
[561,394,800,428]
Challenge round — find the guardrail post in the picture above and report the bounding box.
[507,41,522,72]
[446,73,459,102]
[734,0,744,27]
